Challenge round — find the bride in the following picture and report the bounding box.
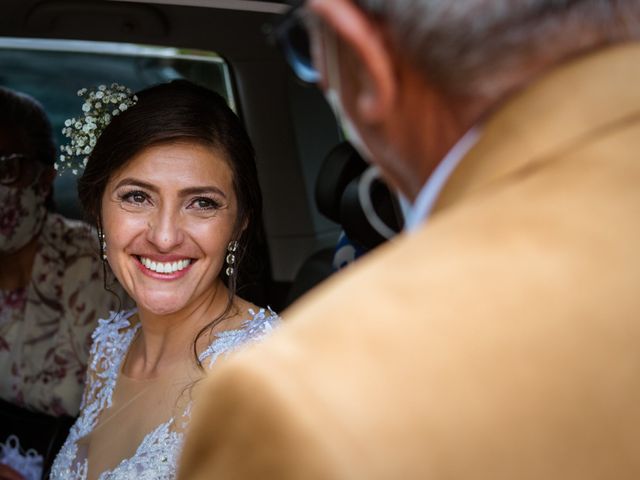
[50,80,279,480]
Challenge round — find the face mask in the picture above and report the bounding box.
[325,88,373,160]
[0,182,47,254]
[321,28,414,235]
[321,22,372,160]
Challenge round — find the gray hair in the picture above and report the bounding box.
[353,0,640,101]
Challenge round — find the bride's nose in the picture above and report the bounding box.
[145,206,185,251]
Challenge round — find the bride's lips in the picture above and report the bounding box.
[132,254,195,280]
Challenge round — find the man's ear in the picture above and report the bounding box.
[309,0,396,124]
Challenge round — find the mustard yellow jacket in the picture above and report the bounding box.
[179,43,640,480]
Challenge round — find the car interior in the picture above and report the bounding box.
[2,0,406,310]
[1,1,407,476]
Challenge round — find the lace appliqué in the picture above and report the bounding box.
[199,307,278,366]
[50,308,279,480]
[0,435,43,480]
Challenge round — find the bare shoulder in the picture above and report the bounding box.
[231,296,259,319]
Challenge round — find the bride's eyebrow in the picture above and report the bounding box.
[113,178,157,192]
[113,178,227,199]
[179,186,227,199]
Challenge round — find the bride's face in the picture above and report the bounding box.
[101,141,238,316]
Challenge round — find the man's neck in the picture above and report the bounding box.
[405,127,483,231]
[390,70,484,201]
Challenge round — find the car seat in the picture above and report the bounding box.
[286,142,403,304]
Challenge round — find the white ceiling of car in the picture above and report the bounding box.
[110,0,287,14]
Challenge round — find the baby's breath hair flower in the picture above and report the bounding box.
[56,83,138,175]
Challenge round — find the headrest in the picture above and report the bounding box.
[340,170,403,249]
[315,142,367,224]
[315,142,403,250]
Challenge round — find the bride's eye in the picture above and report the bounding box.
[188,197,222,211]
[120,190,150,205]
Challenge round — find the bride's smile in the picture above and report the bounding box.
[101,141,238,317]
[134,255,194,278]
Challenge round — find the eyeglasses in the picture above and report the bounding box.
[271,1,320,84]
[0,154,41,186]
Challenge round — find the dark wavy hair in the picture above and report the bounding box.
[77,79,265,368]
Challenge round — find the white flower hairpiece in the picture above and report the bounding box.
[57,83,138,175]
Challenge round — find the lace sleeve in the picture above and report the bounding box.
[77,337,100,413]
[73,310,138,435]
[199,307,280,369]
[78,313,115,411]
[175,308,280,431]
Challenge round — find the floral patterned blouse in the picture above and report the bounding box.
[0,213,126,417]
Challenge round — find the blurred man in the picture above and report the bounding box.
[180,1,640,478]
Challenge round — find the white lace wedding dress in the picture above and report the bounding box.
[50,307,279,480]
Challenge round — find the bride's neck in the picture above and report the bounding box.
[126,282,233,379]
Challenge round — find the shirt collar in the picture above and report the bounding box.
[404,128,482,232]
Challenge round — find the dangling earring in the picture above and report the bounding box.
[100,232,107,261]
[225,240,239,277]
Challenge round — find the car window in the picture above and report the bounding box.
[0,37,235,220]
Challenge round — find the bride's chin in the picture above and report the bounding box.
[145,305,182,316]
[136,295,187,317]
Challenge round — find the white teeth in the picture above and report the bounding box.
[139,257,191,274]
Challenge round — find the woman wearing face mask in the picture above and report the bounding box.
[0,87,126,480]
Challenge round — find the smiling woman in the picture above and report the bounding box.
[49,80,280,480]
[102,142,238,318]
